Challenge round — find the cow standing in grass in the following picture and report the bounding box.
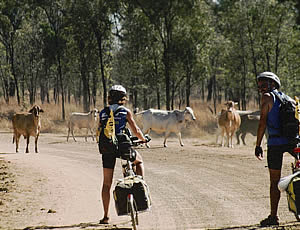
[135,107,196,147]
[12,105,44,153]
[218,101,241,148]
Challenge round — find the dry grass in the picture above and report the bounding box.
[0,97,259,138]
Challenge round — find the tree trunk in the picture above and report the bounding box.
[94,29,107,107]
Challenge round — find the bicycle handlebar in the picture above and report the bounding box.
[130,135,151,146]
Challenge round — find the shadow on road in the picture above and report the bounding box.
[20,221,132,230]
[204,221,300,230]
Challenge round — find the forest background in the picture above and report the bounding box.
[0,0,299,127]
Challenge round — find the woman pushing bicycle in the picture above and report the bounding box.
[98,85,147,225]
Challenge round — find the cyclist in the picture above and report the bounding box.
[98,85,147,224]
[255,72,294,226]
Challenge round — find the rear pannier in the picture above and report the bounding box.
[113,176,151,216]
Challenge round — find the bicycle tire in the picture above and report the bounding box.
[128,194,138,230]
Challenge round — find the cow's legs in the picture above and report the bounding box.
[225,129,230,147]
[176,132,184,146]
[71,128,77,142]
[35,135,39,153]
[163,132,171,147]
[67,127,70,142]
[241,133,247,145]
[229,132,234,148]
[142,128,151,148]
[15,133,21,153]
[236,130,241,145]
[221,128,225,147]
[26,135,30,153]
[85,128,88,142]
[216,128,220,145]
[89,128,95,141]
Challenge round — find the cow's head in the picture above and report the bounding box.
[91,108,99,119]
[184,107,196,121]
[29,105,44,117]
[225,101,238,112]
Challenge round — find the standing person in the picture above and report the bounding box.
[98,85,147,224]
[255,72,294,226]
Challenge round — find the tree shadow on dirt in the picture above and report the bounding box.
[21,221,132,230]
[207,221,300,230]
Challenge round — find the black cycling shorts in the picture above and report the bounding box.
[101,149,137,169]
[102,153,118,169]
[267,145,293,170]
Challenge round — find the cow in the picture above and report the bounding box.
[236,111,268,145]
[67,108,99,142]
[135,107,196,147]
[217,101,241,148]
[12,105,44,153]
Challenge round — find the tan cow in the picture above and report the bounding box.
[12,105,44,153]
[218,101,241,148]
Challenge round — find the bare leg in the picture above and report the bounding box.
[269,169,281,217]
[134,152,144,177]
[101,168,114,223]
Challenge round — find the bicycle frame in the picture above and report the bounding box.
[117,136,150,230]
[278,144,300,221]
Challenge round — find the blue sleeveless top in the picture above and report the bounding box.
[99,104,128,134]
[267,90,289,146]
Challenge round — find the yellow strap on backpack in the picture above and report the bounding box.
[104,109,116,140]
[295,96,299,121]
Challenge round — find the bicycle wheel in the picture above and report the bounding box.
[128,194,138,230]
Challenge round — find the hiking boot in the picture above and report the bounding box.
[260,215,279,227]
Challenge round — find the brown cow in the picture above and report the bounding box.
[12,105,44,153]
[218,101,241,148]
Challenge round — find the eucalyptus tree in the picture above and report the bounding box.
[0,43,10,103]
[86,0,118,107]
[129,0,196,110]
[172,0,213,107]
[35,0,68,119]
[66,0,99,112]
[112,2,163,109]
[215,0,299,105]
[0,0,28,104]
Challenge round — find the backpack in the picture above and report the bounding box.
[98,107,118,155]
[272,91,299,143]
[98,106,132,156]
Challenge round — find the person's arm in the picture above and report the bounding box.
[127,110,147,142]
[255,93,273,159]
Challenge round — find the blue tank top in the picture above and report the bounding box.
[267,90,289,146]
[99,104,128,134]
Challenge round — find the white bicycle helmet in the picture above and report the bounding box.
[257,71,281,89]
[110,85,127,94]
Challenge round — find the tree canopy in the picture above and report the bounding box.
[0,0,299,117]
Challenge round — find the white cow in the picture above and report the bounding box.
[136,107,196,147]
[67,108,99,142]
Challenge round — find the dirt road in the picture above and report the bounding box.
[1,132,300,230]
